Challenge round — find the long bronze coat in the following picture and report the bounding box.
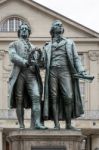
[43,37,84,119]
[8,39,43,108]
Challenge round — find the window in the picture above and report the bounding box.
[0,17,27,32]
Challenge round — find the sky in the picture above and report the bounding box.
[33,0,99,33]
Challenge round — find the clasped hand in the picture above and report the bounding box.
[25,59,37,67]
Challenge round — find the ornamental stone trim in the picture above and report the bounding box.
[0,50,5,60]
[88,50,99,61]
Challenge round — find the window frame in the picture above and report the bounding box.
[0,16,29,32]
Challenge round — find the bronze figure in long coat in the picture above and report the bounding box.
[9,39,34,108]
[8,24,46,129]
[43,38,84,115]
[43,20,85,129]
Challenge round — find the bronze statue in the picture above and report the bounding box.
[43,20,94,130]
[8,24,46,129]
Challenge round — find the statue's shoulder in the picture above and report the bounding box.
[64,38,74,45]
[44,41,51,47]
[9,40,18,48]
[9,39,23,50]
[43,41,51,50]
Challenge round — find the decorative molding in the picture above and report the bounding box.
[1,50,13,72]
[0,50,5,60]
[3,73,10,81]
[88,50,99,61]
[3,62,12,73]
[97,74,99,83]
[79,110,99,119]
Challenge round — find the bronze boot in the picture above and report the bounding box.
[33,110,47,129]
[32,96,47,130]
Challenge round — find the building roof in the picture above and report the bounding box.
[0,0,99,38]
[29,0,99,37]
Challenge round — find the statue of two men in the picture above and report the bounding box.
[8,20,92,130]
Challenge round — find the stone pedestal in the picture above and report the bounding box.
[4,129,85,150]
[82,129,99,150]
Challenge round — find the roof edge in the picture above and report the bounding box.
[1,0,99,38]
[29,0,99,38]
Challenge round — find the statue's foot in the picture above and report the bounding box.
[54,124,60,130]
[66,125,80,131]
[34,124,48,130]
[20,124,25,129]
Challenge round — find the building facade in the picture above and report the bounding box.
[0,0,99,149]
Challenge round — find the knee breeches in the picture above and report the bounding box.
[49,68,73,105]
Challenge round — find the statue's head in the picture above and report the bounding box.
[50,20,64,37]
[18,23,31,39]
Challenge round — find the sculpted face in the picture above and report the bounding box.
[52,20,64,34]
[20,24,30,39]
